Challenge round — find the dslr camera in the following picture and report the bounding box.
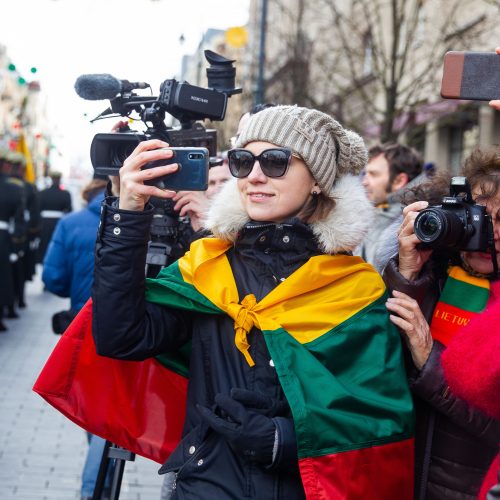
[414,176,492,252]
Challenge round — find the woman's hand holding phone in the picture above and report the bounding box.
[119,139,178,211]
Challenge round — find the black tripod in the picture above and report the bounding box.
[92,441,136,500]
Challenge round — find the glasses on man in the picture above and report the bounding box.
[227,148,297,178]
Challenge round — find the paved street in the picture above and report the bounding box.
[0,270,164,500]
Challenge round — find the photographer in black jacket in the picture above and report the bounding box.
[384,146,500,500]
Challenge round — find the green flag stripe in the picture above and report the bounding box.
[146,262,221,378]
[145,261,222,314]
[263,294,414,458]
[155,341,191,378]
[440,275,489,312]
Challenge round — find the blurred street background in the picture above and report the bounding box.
[1,0,500,499]
[0,271,163,499]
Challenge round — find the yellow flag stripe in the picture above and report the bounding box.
[178,238,386,344]
[449,265,489,289]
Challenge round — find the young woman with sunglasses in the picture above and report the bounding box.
[91,105,415,499]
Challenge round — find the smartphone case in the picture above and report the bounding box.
[441,51,500,101]
[152,147,209,191]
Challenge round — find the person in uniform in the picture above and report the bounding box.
[38,171,72,263]
[0,150,26,330]
[7,152,40,308]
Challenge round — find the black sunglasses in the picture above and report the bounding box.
[227,148,295,178]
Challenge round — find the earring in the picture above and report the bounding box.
[311,190,319,196]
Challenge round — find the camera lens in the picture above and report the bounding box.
[91,133,146,175]
[417,212,441,238]
[414,207,465,249]
[110,142,137,167]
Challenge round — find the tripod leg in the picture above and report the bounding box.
[108,458,127,500]
[92,440,112,500]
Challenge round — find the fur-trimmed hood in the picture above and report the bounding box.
[203,174,374,255]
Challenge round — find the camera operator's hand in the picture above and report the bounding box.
[386,290,433,370]
[119,139,178,211]
[489,47,500,111]
[398,201,434,281]
[173,191,210,232]
[110,120,130,133]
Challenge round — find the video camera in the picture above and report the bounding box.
[75,50,241,276]
[414,176,493,252]
[75,50,241,176]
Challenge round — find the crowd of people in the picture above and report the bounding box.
[31,96,499,500]
[3,59,499,499]
[0,151,72,331]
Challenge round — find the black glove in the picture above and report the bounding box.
[229,388,290,418]
[197,389,278,464]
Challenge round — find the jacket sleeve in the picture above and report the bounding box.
[10,184,27,251]
[382,255,446,322]
[92,197,192,361]
[64,191,73,213]
[410,341,500,446]
[42,219,71,298]
[270,416,299,472]
[382,255,435,303]
[27,185,41,237]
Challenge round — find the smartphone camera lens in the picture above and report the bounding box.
[189,153,204,160]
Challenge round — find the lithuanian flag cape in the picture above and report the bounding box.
[34,237,414,499]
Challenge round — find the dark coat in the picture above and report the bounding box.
[42,192,103,311]
[384,256,500,500]
[21,180,41,280]
[38,184,72,263]
[92,198,322,499]
[0,174,25,307]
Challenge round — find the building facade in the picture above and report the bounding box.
[244,0,500,172]
[0,44,50,179]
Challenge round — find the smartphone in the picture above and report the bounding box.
[441,51,500,101]
[90,133,209,191]
[144,147,209,191]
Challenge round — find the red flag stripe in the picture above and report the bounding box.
[299,438,414,499]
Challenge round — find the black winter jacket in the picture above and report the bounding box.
[92,198,320,499]
[384,256,500,500]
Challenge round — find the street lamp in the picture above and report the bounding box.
[255,0,268,106]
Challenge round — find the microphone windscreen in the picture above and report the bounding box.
[74,74,122,100]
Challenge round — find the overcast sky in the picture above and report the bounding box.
[1,0,250,176]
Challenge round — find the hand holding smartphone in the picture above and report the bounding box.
[143,147,209,191]
[91,133,209,192]
[441,51,500,101]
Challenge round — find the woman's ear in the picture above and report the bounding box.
[311,183,320,196]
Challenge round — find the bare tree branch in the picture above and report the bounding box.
[261,0,495,141]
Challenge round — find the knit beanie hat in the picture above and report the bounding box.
[235,105,368,196]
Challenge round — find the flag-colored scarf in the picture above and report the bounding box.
[430,265,490,346]
[35,237,415,499]
[147,237,415,499]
